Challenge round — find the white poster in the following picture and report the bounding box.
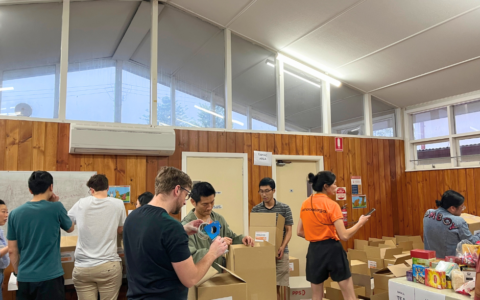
[388,280,415,300]
[414,288,445,300]
[254,151,272,166]
[255,231,269,242]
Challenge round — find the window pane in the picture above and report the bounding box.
[454,99,480,134]
[331,84,364,135]
[66,1,143,123]
[157,80,172,126]
[372,97,396,137]
[0,3,61,119]
[416,141,450,166]
[284,65,322,133]
[412,108,448,139]
[232,34,276,131]
[458,137,480,164]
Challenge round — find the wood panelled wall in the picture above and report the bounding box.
[0,119,407,298]
[403,169,480,238]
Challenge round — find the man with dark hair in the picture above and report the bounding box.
[181,182,254,272]
[123,167,228,300]
[252,177,293,300]
[136,191,154,208]
[7,171,74,300]
[68,174,126,300]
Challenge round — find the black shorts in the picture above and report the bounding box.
[306,239,351,284]
[17,275,65,300]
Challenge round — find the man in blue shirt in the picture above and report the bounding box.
[7,171,74,300]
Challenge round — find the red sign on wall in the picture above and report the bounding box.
[335,137,343,152]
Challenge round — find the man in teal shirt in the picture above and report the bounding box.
[7,171,74,300]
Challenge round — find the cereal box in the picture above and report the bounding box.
[425,269,446,289]
[412,264,427,284]
[412,257,436,267]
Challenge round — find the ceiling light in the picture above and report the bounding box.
[158,122,169,126]
[276,54,341,87]
[470,126,479,131]
[0,87,14,92]
[176,119,200,128]
[232,120,244,126]
[266,61,320,88]
[194,105,224,118]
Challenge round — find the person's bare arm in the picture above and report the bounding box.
[172,237,227,288]
[8,240,19,274]
[334,215,370,241]
[66,223,74,233]
[117,226,123,235]
[297,218,305,238]
[0,246,8,257]
[277,225,292,259]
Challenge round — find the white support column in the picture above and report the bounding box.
[114,60,123,123]
[321,80,331,134]
[170,77,176,126]
[276,59,285,132]
[363,94,373,136]
[447,105,458,167]
[149,0,158,126]
[247,106,252,130]
[53,64,60,118]
[395,107,404,138]
[224,29,233,130]
[0,71,3,109]
[58,0,70,121]
[404,111,414,170]
[210,92,215,128]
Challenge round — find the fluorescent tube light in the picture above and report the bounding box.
[266,61,320,88]
[276,54,341,87]
[0,87,14,92]
[232,120,244,126]
[176,119,200,128]
[194,105,224,118]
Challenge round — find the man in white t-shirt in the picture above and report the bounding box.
[68,174,126,300]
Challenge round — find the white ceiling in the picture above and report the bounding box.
[1,0,479,130]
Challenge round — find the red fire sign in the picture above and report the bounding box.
[335,137,343,152]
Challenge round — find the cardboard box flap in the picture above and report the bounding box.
[405,259,413,267]
[398,241,413,251]
[369,241,385,247]
[352,273,372,297]
[412,242,424,250]
[383,248,403,259]
[250,213,284,227]
[369,238,385,242]
[215,263,246,283]
[387,263,411,277]
[196,266,219,287]
[382,236,396,243]
[355,240,369,250]
[409,236,423,244]
[347,249,368,262]
[392,254,411,265]
[383,240,396,248]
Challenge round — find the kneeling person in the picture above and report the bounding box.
[181,182,254,272]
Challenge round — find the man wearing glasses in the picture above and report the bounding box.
[123,167,228,300]
[181,182,255,272]
[251,177,293,300]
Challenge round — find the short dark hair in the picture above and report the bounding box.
[28,171,54,195]
[191,182,216,204]
[86,174,109,192]
[308,171,336,192]
[436,190,464,210]
[138,192,154,207]
[259,177,275,190]
[0,199,5,206]
[155,167,192,196]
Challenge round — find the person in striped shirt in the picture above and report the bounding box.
[251,177,293,300]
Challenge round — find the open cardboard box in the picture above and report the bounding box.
[288,276,312,300]
[227,242,276,300]
[384,253,411,267]
[250,213,285,254]
[461,213,480,234]
[373,263,411,294]
[289,256,300,277]
[354,239,369,250]
[364,246,403,273]
[347,249,369,276]
[188,265,247,300]
[326,283,365,300]
[395,236,424,249]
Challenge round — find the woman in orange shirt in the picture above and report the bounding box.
[298,171,370,300]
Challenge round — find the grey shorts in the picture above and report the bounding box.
[276,253,290,286]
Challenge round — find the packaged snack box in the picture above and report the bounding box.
[412,257,436,267]
[412,264,427,284]
[411,250,436,259]
[406,270,413,282]
[425,269,447,289]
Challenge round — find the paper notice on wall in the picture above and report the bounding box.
[254,151,272,166]
[255,231,269,242]
[61,251,75,263]
[213,297,233,300]
[368,260,377,269]
[289,262,294,271]
[351,176,362,195]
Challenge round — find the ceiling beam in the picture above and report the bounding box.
[0,0,142,4]
[113,2,165,61]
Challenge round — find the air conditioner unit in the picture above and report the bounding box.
[69,124,175,156]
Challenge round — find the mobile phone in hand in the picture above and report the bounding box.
[365,208,376,216]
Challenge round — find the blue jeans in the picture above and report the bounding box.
[0,271,4,300]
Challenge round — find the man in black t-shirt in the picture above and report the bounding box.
[123,167,227,300]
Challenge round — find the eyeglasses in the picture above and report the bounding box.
[180,187,191,200]
[258,189,273,194]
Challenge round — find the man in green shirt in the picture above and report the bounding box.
[7,171,74,300]
[181,182,254,272]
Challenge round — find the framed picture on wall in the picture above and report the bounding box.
[108,185,131,203]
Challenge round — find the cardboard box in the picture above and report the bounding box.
[395,236,424,250]
[188,266,247,300]
[373,264,411,291]
[354,239,369,250]
[227,242,276,300]
[384,253,411,267]
[364,246,402,271]
[288,276,312,300]
[250,213,285,254]
[359,291,389,300]
[347,249,369,276]
[382,236,396,244]
[326,284,365,300]
[461,213,480,234]
[188,267,219,300]
[410,249,435,259]
[352,273,372,297]
[60,236,78,280]
[289,256,300,277]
